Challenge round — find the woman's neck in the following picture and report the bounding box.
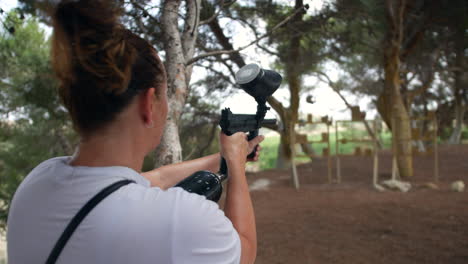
[70,130,145,173]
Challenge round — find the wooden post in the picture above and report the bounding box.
[373,119,379,186]
[335,121,341,183]
[290,130,300,189]
[391,111,398,180]
[327,122,332,183]
[433,116,439,182]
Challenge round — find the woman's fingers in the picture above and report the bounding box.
[247,145,262,162]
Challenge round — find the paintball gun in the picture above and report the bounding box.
[175,64,282,202]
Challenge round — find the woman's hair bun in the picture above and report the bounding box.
[50,0,166,135]
[52,0,136,95]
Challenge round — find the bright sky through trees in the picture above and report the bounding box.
[220,0,374,120]
[0,0,374,121]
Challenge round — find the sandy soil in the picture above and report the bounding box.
[245,144,468,264]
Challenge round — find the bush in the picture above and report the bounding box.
[259,136,280,170]
[461,126,468,140]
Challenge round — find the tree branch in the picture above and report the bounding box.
[315,71,353,108]
[130,0,160,25]
[315,70,383,148]
[186,4,308,65]
[256,43,280,57]
[182,0,200,57]
[267,96,285,120]
[206,17,246,67]
[407,48,442,105]
[199,0,231,25]
[194,62,236,86]
[218,59,237,81]
[182,0,201,84]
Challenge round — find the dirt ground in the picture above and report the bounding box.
[245,144,468,264]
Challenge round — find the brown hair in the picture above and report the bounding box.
[51,0,166,135]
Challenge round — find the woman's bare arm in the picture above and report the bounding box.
[220,133,263,264]
[141,153,221,189]
[224,159,257,264]
[142,136,263,189]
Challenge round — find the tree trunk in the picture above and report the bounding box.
[274,0,303,170]
[448,24,466,144]
[155,0,200,167]
[449,102,465,144]
[379,0,413,178]
[277,130,317,168]
[154,119,183,165]
[300,141,316,157]
[392,99,413,178]
[276,118,294,169]
[378,54,413,178]
[379,45,413,178]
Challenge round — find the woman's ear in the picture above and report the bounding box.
[140,88,156,128]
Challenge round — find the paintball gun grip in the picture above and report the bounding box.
[247,130,259,159]
[219,157,228,176]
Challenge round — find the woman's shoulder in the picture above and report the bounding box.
[152,187,231,229]
[30,156,71,174]
[162,187,235,232]
[16,156,71,187]
[163,187,221,213]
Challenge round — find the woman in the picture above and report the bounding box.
[7,1,262,263]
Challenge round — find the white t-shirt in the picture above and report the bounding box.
[7,157,240,264]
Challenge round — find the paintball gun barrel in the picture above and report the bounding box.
[175,64,282,202]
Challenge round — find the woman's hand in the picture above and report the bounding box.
[246,135,264,162]
[220,132,249,165]
[220,133,265,164]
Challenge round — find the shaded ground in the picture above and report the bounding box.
[245,144,468,264]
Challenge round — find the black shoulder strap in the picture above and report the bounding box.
[46,179,134,264]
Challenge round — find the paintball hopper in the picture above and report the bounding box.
[235,64,282,102]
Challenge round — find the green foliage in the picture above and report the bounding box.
[462,127,468,140]
[0,14,75,230]
[257,135,280,170]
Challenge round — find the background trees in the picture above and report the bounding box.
[0,13,75,229]
[326,0,467,177]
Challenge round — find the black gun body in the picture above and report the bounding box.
[220,109,276,136]
[219,108,277,172]
[224,116,277,135]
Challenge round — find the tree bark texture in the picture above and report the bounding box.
[155,0,201,167]
[275,113,294,169]
[377,0,413,178]
[208,18,246,68]
[274,0,303,169]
